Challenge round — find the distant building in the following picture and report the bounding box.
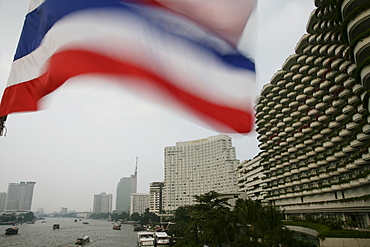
[93,192,113,213]
[163,135,239,212]
[60,207,68,215]
[35,208,45,217]
[116,163,137,213]
[130,193,150,215]
[5,181,36,212]
[0,192,6,212]
[149,182,163,214]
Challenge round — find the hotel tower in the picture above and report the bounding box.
[238,0,370,228]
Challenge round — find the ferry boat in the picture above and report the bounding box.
[5,227,19,235]
[113,224,121,230]
[137,231,155,246]
[75,236,90,245]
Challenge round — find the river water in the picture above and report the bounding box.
[0,218,137,247]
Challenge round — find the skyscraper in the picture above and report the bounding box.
[5,181,36,212]
[93,192,113,213]
[246,0,370,228]
[116,162,137,213]
[163,135,239,212]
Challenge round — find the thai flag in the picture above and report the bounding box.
[0,0,256,134]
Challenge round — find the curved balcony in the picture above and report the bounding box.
[357,133,370,142]
[347,8,370,42]
[326,156,337,162]
[339,89,352,98]
[361,64,370,90]
[306,98,317,105]
[323,141,334,148]
[320,80,331,90]
[332,99,345,108]
[346,163,358,169]
[319,173,330,179]
[350,139,364,148]
[343,145,355,153]
[339,129,351,137]
[304,139,315,145]
[342,105,355,114]
[353,113,363,123]
[334,151,346,158]
[300,116,311,123]
[315,102,326,110]
[308,162,318,168]
[317,159,328,166]
[348,95,361,105]
[328,121,340,129]
[346,122,359,131]
[310,175,320,181]
[321,128,332,135]
[313,134,324,140]
[325,106,336,115]
[315,146,326,153]
[310,121,320,128]
[335,114,348,122]
[354,158,367,166]
[338,167,349,173]
[307,151,317,157]
[363,152,370,161]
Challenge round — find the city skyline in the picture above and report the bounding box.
[0,0,316,213]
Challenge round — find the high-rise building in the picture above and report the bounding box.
[248,0,370,228]
[0,192,6,212]
[149,182,163,214]
[130,193,150,215]
[163,134,239,212]
[5,181,36,212]
[93,192,113,213]
[116,163,137,213]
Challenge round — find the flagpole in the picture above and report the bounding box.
[0,115,7,136]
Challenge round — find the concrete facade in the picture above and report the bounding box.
[240,0,370,229]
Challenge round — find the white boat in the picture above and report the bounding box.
[137,231,155,246]
[154,231,170,245]
[75,236,90,245]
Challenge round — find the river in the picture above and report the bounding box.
[0,218,137,247]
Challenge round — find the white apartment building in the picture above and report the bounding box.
[163,135,239,212]
[93,192,113,213]
[130,193,150,215]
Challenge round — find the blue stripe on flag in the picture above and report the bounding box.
[15,0,255,71]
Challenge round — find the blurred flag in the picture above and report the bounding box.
[0,0,256,134]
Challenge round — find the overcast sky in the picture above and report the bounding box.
[0,0,315,213]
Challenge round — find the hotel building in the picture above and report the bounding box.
[240,0,370,228]
[163,135,239,212]
[130,193,150,215]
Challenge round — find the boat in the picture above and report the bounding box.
[53,224,60,229]
[137,231,155,246]
[134,225,145,231]
[82,222,89,224]
[154,231,170,245]
[5,227,19,235]
[113,224,121,230]
[41,221,46,223]
[74,219,77,222]
[75,236,90,245]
